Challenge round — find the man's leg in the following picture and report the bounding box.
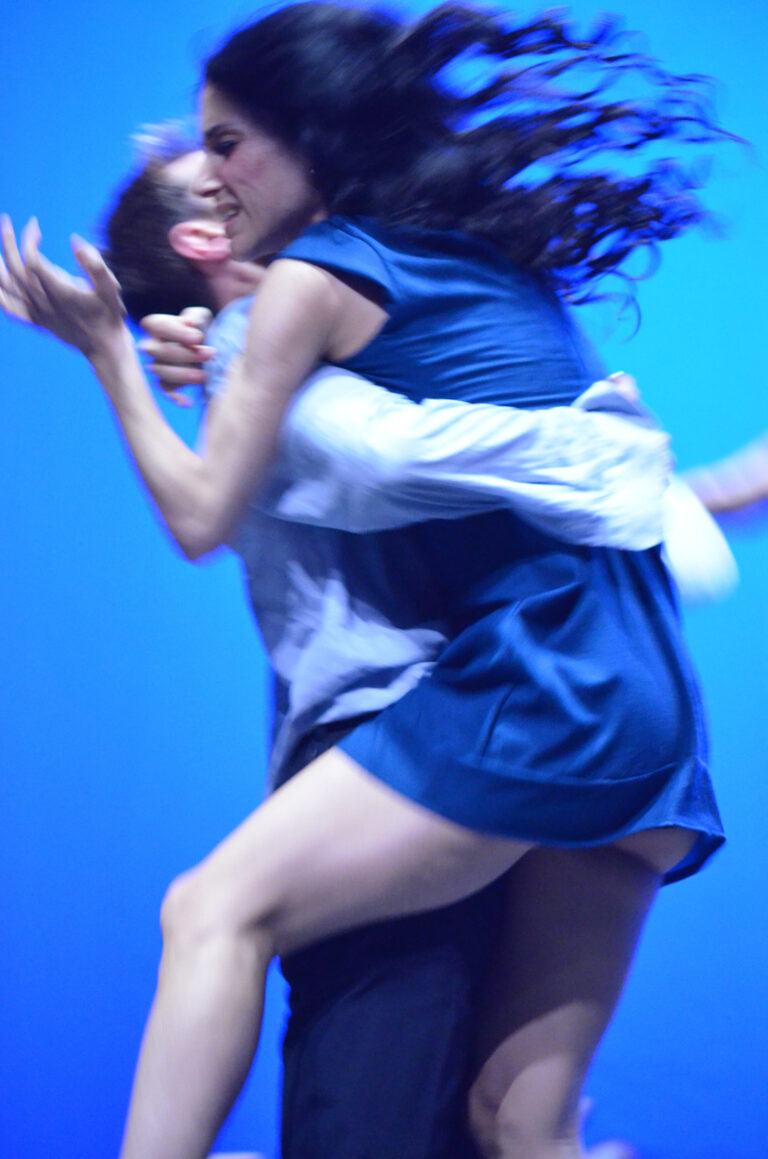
[280,881,506,1159]
[278,873,640,1159]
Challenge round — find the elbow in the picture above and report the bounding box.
[172,514,228,562]
[163,475,239,561]
[178,539,215,563]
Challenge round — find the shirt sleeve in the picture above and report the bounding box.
[202,296,253,400]
[260,367,670,549]
[661,475,739,604]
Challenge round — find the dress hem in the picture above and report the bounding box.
[337,724,724,886]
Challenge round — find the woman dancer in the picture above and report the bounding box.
[0,5,731,1157]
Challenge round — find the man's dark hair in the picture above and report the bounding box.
[206,2,740,303]
[102,129,218,324]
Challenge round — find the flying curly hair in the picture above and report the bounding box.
[205,2,739,302]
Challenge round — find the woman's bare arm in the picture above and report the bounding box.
[0,217,375,558]
[94,259,344,557]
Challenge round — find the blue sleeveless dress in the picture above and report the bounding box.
[278,215,723,883]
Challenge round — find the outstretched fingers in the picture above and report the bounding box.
[0,215,34,322]
[71,234,125,316]
[2,215,87,328]
[1,215,131,355]
[0,254,31,322]
[20,218,56,313]
[1,215,26,281]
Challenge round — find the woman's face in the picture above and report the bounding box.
[196,84,326,261]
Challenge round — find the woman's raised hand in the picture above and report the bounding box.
[0,215,126,359]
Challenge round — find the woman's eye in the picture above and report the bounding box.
[213,140,237,158]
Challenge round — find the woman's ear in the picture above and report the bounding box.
[168,220,231,264]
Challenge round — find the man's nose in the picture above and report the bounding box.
[192,155,221,198]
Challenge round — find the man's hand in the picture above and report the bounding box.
[605,370,640,402]
[139,306,215,407]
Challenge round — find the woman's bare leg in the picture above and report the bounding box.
[468,828,695,1159]
[119,748,529,1159]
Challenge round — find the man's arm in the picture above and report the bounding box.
[274,371,739,602]
[262,369,670,549]
[143,304,670,550]
[170,304,666,550]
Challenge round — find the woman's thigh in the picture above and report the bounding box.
[185,746,529,956]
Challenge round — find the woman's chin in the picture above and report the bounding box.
[228,235,252,261]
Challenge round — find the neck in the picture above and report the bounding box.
[209,260,266,310]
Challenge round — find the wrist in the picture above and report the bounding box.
[87,324,139,389]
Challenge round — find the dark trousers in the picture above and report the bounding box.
[280,883,504,1159]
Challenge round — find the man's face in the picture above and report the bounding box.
[163,150,220,222]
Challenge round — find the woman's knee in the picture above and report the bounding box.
[159,864,278,954]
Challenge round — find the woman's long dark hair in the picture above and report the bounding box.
[206,2,737,300]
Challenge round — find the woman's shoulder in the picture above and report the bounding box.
[278,215,408,268]
[281,214,510,266]
[279,214,383,253]
[277,214,545,306]
[276,216,412,306]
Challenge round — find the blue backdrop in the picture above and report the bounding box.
[1,3,766,1157]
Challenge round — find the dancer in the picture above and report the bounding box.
[103,129,646,1159]
[0,6,731,1157]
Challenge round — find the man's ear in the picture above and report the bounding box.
[168,220,231,264]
